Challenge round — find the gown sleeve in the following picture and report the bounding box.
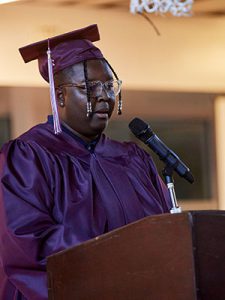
[0,139,65,300]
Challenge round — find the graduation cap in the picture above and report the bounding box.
[19,24,104,134]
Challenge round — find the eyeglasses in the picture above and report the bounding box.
[57,79,122,98]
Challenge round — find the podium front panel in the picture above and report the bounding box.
[47,213,197,300]
[192,211,225,300]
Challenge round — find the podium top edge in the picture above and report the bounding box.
[46,210,225,262]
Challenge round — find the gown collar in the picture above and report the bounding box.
[47,115,99,153]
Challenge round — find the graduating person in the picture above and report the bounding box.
[0,24,171,300]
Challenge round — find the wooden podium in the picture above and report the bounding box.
[47,211,225,300]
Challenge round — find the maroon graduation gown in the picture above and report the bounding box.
[0,118,171,299]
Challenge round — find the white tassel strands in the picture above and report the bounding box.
[47,42,62,135]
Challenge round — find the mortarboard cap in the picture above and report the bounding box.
[19,24,104,82]
[18,24,104,134]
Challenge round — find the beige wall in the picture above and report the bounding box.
[215,96,225,210]
[0,4,225,93]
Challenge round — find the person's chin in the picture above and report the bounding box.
[91,119,108,134]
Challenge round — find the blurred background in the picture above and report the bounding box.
[1,0,225,211]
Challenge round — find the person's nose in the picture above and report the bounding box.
[96,86,110,102]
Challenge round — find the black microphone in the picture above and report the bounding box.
[129,117,194,184]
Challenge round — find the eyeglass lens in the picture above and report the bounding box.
[89,80,121,98]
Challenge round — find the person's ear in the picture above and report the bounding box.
[56,88,65,107]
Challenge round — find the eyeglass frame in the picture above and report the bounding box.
[56,79,122,98]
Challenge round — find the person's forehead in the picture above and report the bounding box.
[86,60,113,80]
[63,60,113,82]
[54,62,84,82]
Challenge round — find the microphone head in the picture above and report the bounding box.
[129,118,153,141]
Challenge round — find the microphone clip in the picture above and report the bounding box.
[162,166,182,214]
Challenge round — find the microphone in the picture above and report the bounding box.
[129,118,194,184]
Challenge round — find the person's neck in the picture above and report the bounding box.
[61,121,99,143]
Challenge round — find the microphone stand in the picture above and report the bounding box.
[162,166,182,214]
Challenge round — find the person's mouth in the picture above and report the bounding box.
[94,108,109,119]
